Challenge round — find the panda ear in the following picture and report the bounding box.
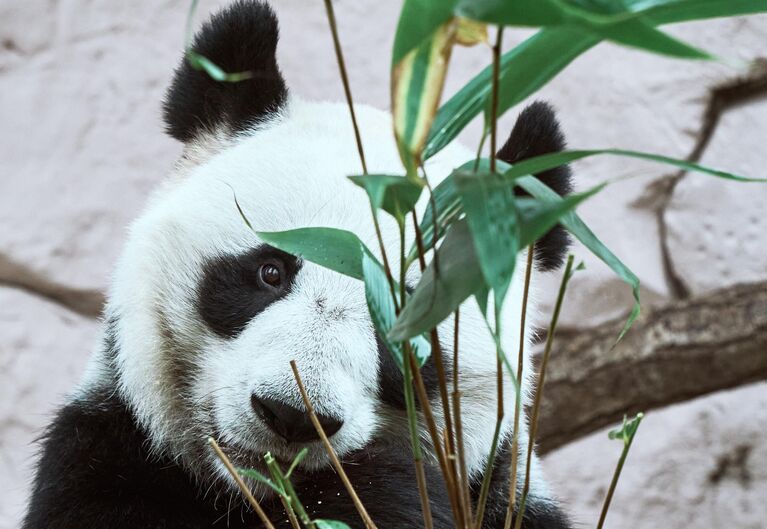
[163,0,288,143]
[498,101,574,271]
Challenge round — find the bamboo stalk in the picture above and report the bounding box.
[207,437,277,529]
[474,26,506,529]
[403,349,435,529]
[264,453,309,529]
[503,247,534,529]
[453,390,472,529]
[289,361,378,529]
[513,255,575,529]
[596,414,644,529]
[320,0,398,306]
[409,350,463,527]
[322,0,366,174]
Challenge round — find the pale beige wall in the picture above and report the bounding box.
[1,1,766,527]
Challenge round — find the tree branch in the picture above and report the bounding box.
[538,281,767,454]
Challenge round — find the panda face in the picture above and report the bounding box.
[109,98,452,477]
[91,1,569,497]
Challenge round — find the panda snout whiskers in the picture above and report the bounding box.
[250,394,343,443]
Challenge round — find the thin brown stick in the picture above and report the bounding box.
[489,27,504,174]
[280,496,302,529]
[207,438,277,529]
[453,390,472,529]
[290,361,378,529]
[409,351,463,527]
[503,247,534,529]
[514,256,574,529]
[411,193,463,523]
[321,0,398,306]
[474,27,506,529]
[411,210,428,272]
[403,348,435,529]
[452,308,472,528]
[322,0,367,174]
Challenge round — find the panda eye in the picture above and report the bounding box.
[259,263,282,288]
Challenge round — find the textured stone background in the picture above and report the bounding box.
[1,1,766,527]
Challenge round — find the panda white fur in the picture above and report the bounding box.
[23,2,574,528]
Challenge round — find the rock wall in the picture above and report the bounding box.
[1,1,765,527]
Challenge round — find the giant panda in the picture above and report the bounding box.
[23,2,574,528]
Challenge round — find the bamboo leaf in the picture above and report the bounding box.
[393,22,456,177]
[516,175,641,341]
[454,169,521,307]
[257,228,366,281]
[455,17,488,46]
[424,0,767,161]
[641,0,767,24]
[424,28,598,160]
[501,149,767,183]
[362,251,430,369]
[315,520,353,529]
[349,174,423,224]
[390,220,485,341]
[391,0,457,65]
[184,0,253,82]
[237,468,288,499]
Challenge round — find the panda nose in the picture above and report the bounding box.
[251,394,343,443]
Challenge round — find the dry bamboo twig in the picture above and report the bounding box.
[207,437,277,529]
[409,351,464,527]
[290,361,378,529]
[514,256,574,529]
[473,27,506,529]
[503,247,534,529]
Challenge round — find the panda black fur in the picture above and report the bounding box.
[23,2,574,528]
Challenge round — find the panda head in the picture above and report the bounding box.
[96,0,572,492]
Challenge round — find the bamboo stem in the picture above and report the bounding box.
[409,350,463,527]
[320,0,398,306]
[474,27,506,529]
[503,247,534,529]
[207,438,277,529]
[265,453,310,529]
[403,348,435,529]
[289,361,378,529]
[514,255,575,529]
[322,0,367,174]
[596,414,644,529]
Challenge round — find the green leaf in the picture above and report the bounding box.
[184,1,252,83]
[455,0,712,60]
[390,219,485,341]
[256,228,366,281]
[391,0,458,65]
[516,185,607,248]
[186,51,254,82]
[349,174,423,224]
[591,18,711,59]
[410,159,509,264]
[315,520,353,529]
[643,0,767,25]
[608,412,645,445]
[454,169,521,307]
[237,468,287,499]
[425,0,767,160]
[501,148,767,183]
[393,22,456,176]
[456,0,566,26]
[362,251,430,369]
[285,447,308,479]
[424,28,598,160]
[516,174,641,340]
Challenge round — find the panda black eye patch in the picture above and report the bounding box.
[197,245,301,338]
